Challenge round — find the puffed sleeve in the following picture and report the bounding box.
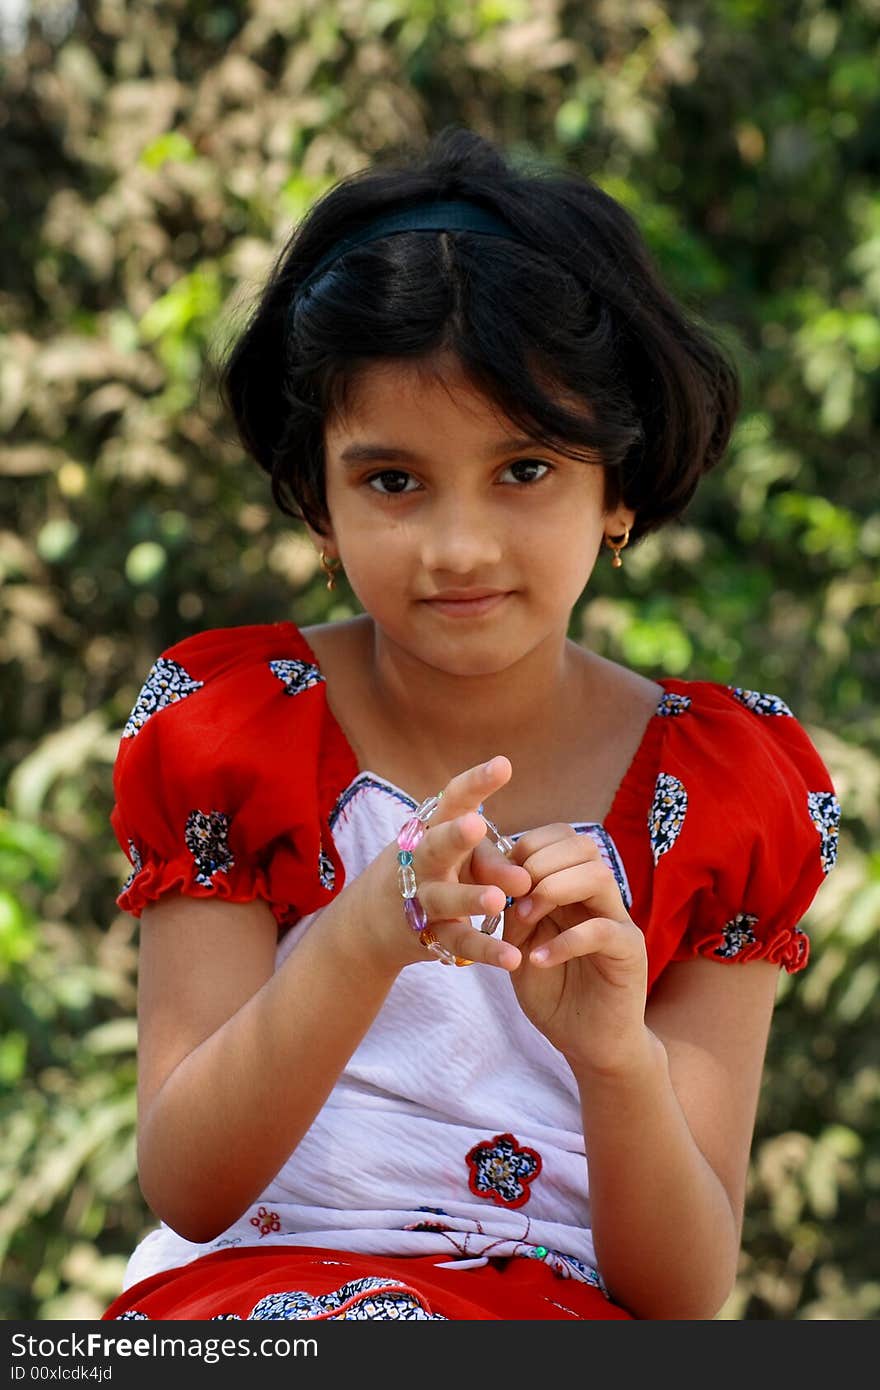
[109,621,357,934]
[636,682,841,986]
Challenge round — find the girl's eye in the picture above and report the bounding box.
[365,470,419,496]
[501,459,552,485]
[364,459,552,495]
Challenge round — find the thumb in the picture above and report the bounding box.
[467,838,532,895]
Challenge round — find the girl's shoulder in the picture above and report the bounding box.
[651,674,836,794]
[110,618,354,928]
[117,617,352,740]
[611,668,839,844]
[125,617,317,698]
[639,674,841,980]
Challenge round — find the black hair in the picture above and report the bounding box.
[215,125,741,548]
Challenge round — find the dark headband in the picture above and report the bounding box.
[294,198,522,298]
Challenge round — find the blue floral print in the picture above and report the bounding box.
[185,809,234,887]
[122,657,203,739]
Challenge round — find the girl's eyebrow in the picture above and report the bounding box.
[337,435,541,467]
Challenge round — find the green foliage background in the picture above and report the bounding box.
[1,0,877,1319]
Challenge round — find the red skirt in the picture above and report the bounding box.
[102,1245,633,1321]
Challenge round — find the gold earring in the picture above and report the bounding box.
[604,524,630,569]
[319,550,341,591]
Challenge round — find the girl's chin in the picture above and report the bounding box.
[403,633,527,677]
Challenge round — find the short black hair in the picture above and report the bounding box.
[215,125,740,547]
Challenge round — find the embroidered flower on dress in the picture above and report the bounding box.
[185,809,234,887]
[465,1132,542,1209]
[648,772,688,866]
[728,687,794,717]
[250,1205,281,1237]
[268,658,324,697]
[120,839,143,894]
[249,1277,446,1320]
[657,691,692,716]
[122,657,203,739]
[808,790,841,874]
[713,912,759,959]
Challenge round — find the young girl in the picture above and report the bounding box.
[102,127,840,1322]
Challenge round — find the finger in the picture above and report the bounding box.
[418,879,508,925]
[513,860,625,929]
[432,755,513,826]
[528,916,641,968]
[419,920,522,973]
[517,833,605,885]
[416,811,488,877]
[468,837,533,896]
[507,822,581,867]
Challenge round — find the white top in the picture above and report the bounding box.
[123,773,633,1291]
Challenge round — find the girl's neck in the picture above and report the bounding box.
[360,615,588,778]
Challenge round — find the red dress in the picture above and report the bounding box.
[103,621,840,1321]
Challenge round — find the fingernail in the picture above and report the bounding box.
[484,758,497,775]
[531,947,549,963]
[516,897,533,918]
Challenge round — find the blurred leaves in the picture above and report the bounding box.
[1,0,878,1319]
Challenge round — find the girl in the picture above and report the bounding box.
[103,127,840,1321]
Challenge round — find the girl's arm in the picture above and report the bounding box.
[504,825,783,1319]
[135,758,529,1244]
[573,956,780,1320]
[135,871,399,1245]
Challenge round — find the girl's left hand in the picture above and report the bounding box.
[501,825,649,1072]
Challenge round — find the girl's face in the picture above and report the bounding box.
[315,353,633,677]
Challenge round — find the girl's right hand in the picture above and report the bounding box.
[359,755,533,974]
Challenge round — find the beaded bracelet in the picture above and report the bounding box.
[396,792,460,964]
[396,796,516,966]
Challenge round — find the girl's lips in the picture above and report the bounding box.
[423,592,510,617]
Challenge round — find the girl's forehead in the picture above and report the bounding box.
[327,355,512,436]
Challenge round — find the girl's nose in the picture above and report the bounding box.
[418,504,503,573]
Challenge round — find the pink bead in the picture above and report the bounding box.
[398,817,425,852]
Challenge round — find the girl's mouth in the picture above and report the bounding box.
[423,593,511,617]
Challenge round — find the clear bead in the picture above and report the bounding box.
[427,939,457,966]
[414,792,443,822]
[481,815,513,858]
[480,913,502,935]
[398,863,417,898]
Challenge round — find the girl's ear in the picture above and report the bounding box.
[304,523,338,558]
[606,508,636,537]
